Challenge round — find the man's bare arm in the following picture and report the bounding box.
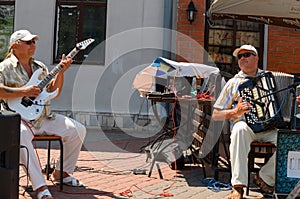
[0,85,41,99]
[212,98,250,121]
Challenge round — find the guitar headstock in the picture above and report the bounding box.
[76,38,95,50]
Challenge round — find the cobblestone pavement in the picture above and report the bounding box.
[18,128,265,199]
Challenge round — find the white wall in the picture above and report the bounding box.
[13,0,170,115]
[14,0,55,64]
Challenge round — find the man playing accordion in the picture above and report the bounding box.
[212,45,277,199]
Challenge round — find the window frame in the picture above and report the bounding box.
[54,0,107,65]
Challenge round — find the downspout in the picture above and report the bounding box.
[263,25,268,71]
[163,0,174,59]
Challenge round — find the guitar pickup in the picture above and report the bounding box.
[21,97,34,107]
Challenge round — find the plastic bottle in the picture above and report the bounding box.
[190,77,197,97]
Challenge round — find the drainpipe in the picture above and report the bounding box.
[263,25,268,71]
[163,0,174,59]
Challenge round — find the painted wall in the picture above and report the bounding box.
[13,0,174,116]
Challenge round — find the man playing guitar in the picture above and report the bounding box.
[0,30,86,199]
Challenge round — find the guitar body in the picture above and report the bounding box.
[7,68,58,121]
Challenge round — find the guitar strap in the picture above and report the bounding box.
[0,100,12,112]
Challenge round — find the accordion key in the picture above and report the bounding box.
[238,71,294,132]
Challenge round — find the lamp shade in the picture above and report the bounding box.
[186,1,197,24]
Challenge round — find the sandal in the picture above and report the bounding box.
[51,175,83,187]
[227,184,244,199]
[255,175,274,194]
[62,176,83,187]
[37,189,53,199]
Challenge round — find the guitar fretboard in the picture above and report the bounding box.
[37,47,81,90]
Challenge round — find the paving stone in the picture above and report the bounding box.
[18,128,264,199]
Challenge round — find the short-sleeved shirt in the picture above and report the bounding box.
[213,68,265,127]
[0,54,55,128]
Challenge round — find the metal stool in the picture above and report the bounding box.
[33,135,64,190]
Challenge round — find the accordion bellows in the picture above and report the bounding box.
[273,72,295,122]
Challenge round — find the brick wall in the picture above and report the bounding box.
[176,0,206,63]
[268,25,300,74]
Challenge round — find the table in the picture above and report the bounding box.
[145,93,230,180]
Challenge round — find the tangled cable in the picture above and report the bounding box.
[202,177,232,192]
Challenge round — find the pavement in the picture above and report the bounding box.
[18,127,266,199]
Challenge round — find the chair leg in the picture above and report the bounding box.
[46,140,51,180]
[246,158,250,196]
[59,138,63,191]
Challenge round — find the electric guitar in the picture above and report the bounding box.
[7,38,95,121]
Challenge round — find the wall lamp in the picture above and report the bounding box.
[186,0,197,24]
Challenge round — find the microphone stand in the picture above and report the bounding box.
[252,82,300,130]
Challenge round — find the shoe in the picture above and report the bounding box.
[255,175,274,194]
[51,175,83,187]
[37,189,53,199]
[227,184,244,199]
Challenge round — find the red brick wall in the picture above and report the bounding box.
[176,0,206,63]
[268,25,300,74]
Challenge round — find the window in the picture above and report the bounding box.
[0,0,15,60]
[55,0,107,65]
[205,0,264,76]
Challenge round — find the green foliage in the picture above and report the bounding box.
[0,7,8,29]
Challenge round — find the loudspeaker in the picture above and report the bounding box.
[0,111,21,199]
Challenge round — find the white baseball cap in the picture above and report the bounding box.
[233,45,257,57]
[10,30,39,45]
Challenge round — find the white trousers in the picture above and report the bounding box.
[19,114,86,191]
[230,121,277,186]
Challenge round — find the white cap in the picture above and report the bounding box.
[10,30,39,45]
[233,45,257,57]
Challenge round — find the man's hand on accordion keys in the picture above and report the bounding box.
[235,98,251,117]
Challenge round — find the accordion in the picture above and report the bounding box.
[238,71,295,132]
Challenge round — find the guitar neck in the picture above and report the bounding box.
[37,47,80,89]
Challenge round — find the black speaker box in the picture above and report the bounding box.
[0,111,21,199]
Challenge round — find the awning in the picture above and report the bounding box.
[207,0,300,29]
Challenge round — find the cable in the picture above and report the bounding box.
[202,177,232,192]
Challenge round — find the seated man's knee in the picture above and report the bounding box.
[76,123,86,141]
[231,121,251,137]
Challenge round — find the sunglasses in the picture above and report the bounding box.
[22,40,36,45]
[237,52,256,60]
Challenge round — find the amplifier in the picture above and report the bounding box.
[0,111,21,199]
